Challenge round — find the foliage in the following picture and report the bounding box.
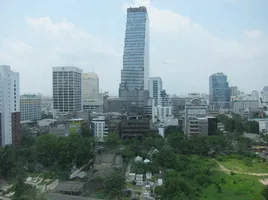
[217,114,259,134]
[104,172,126,200]
[201,172,265,200]
[164,125,183,137]
[218,154,268,173]
[104,132,122,150]
[261,186,268,200]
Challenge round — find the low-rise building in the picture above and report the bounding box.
[232,100,259,113]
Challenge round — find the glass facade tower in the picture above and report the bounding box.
[209,72,230,109]
[120,6,149,91]
[119,6,150,113]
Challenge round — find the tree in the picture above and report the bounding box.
[154,146,176,169]
[104,172,126,200]
[261,186,268,200]
[36,134,58,166]
[104,133,122,150]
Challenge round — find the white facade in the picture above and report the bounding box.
[0,65,20,146]
[82,73,103,113]
[20,94,41,121]
[40,96,53,114]
[53,66,82,116]
[232,100,259,113]
[149,77,162,106]
[91,116,108,141]
[184,98,208,136]
[154,105,173,122]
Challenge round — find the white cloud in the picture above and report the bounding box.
[0,17,121,95]
[0,0,267,95]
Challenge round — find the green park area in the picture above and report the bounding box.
[218,155,268,173]
[201,172,266,200]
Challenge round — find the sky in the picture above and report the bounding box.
[0,0,268,96]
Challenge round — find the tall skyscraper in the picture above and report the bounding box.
[119,6,150,114]
[209,72,230,109]
[0,65,20,146]
[149,77,162,106]
[82,72,103,113]
[53,67,82,116]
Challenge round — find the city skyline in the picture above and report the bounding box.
[1,0,268,95]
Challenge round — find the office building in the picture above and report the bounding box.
[149,77,162,106]
[53,67,82,116]
[91,116,108,141]
[232,100,259,113]
[119,6,150,112]
[120,116,150,140]
[0,65,20,146]
[82,72,103,113]
[209,73,230,110]
[184,98,208,136]
[230,86,240,97]
[40,95,54,115]
[155,105,173,122]
[20,94,41,121]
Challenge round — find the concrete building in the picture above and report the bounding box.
[40,95,54,115]
[154,105,173,122]
[103,96,122,113]
[0,65,20,146]
[230,86,240,97]
[184,98,208,136]
[20,94,41,121]
[149,77,162,106]
[209,72,230,110]
[160,90,172,107]
[232,100,259,113]
[144,98,156,123]
[53,67,82,116]
[120,116,150,139]
[171,96,186,117]
[91,116,108,141]
[119,6,150,113]
[82,73,103,113]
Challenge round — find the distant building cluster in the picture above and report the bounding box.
[1,6,268,147]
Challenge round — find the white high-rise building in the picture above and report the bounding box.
[0,65,20,146]
[82,72,103,113]
[53,67,82,116]
[149,77,162,106]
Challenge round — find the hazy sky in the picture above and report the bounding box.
[1,0,267,96]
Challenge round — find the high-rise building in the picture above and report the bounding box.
[119,6,150,113]
[0,65,20,146]
[230,86,240,97]
[82,72,103,113]
[149,77,162,106]
[209,73,230,110]
[20,94,41,121]
[53,67,82,116]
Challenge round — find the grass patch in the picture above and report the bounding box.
[200,172,266,200]
[219,158,268,173]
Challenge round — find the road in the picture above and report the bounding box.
[215,159,268,176]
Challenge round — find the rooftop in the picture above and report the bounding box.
[53,181,86,193]
[83,72,98,79]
